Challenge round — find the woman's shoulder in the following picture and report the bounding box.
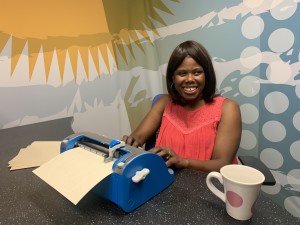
[210,96,240,116]
[151,94,171,114]
[213,96,238,107]
[220,97,240,115]
[213,95,226,103]
[153,94,170,106]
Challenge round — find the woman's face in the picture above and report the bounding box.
[173,56,205,106]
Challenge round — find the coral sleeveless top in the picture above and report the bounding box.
[155,96,225,160]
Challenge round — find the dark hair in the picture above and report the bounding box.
[166,40,217,104]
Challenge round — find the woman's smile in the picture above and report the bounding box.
[183,86,198,94]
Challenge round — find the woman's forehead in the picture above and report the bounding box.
[176,56,202,68]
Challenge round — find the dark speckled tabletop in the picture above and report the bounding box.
[1,117,299,225]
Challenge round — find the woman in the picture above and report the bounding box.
[122,40,241,172]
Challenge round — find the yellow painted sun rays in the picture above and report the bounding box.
[0,0,177,82]
[0,0,114,81]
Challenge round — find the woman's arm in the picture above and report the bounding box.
[122,95,169,147]
[208,99,242,170]
[151,99,242,172]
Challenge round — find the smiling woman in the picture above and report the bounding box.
[123,40,242,173]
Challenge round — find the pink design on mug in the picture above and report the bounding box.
[226,191,243,208]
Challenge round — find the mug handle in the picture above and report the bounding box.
[206,172,226,202]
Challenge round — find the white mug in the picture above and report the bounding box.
[206,164,265,220]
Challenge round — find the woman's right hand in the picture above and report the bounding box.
[122,135,141,147]
[150,146,189,169]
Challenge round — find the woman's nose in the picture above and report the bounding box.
[186,73,194,81]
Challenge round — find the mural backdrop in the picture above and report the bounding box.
[0,0,299,217]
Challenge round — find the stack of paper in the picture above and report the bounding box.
[8,141,61,170]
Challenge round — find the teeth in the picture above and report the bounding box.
[184,87,196,91]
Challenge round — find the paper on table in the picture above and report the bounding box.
[33,147,114,205]
[9,141,61,170]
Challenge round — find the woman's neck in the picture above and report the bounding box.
[182,98,206,111]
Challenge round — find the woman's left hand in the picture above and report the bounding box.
[149,146,188,169]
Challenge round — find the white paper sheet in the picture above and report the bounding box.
[33,147,114,204]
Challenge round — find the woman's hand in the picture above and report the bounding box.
[122,135,141,147]
[149,146,189,169]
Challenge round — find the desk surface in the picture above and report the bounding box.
[1,118,299,225]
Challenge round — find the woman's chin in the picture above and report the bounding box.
[181,91,200,100]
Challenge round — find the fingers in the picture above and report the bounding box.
[149,146,163,153]
[165,159,172,167]
[152,147,183,168]
[132,141,140,148]
[150,147,173,161]
[122,135,140,147]
[122,135,130,144]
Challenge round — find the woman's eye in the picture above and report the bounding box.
[175,70,203,76]
[177,71,186,76]
[194,70,203,75]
